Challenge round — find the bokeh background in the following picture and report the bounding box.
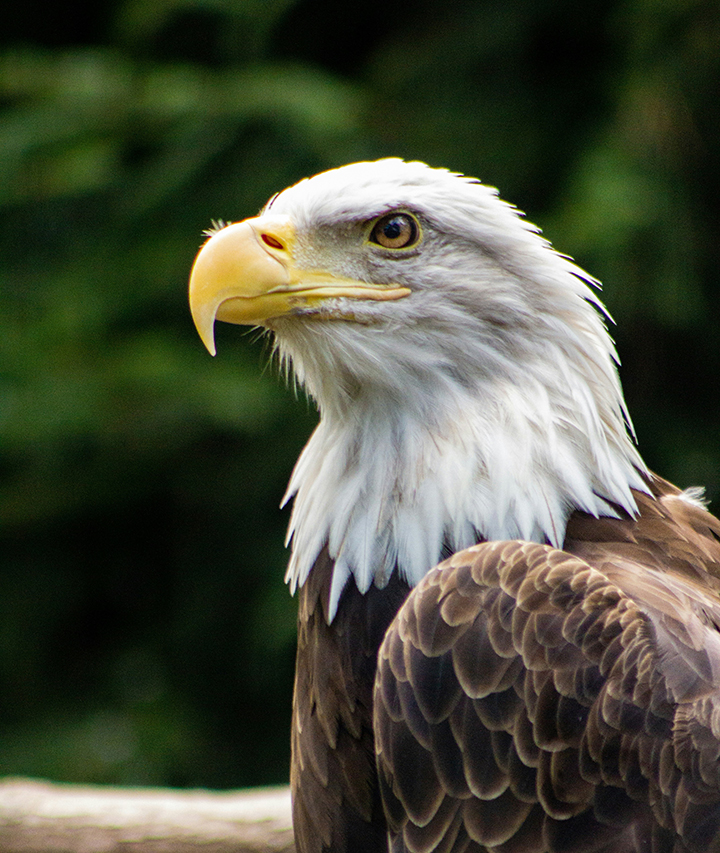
[1,0,718,789]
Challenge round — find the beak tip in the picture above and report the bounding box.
[189,279,219,357]
[197,322,218,357]
[189,302,218,357]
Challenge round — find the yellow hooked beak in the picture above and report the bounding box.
[188,215,411,355]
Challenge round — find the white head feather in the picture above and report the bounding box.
[261,159,647,620]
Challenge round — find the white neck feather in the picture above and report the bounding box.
[275,300,647,621]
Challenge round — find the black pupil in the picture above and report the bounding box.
[384,217,405,240]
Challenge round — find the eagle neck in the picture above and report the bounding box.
[281,361,647,622]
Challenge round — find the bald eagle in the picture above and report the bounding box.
[188,160,720,853]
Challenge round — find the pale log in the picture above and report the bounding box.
[0,777,295,853]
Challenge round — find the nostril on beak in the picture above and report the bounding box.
[261,233,284,250]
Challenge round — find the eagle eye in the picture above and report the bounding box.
[370,213,420,250]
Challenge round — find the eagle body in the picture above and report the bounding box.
[188,160,720,853]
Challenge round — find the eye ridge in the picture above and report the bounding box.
[370,212,420,249]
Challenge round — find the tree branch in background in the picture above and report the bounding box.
[0,778,295,853]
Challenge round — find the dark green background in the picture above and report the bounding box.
[1,0,718,788]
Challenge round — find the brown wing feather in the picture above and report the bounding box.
[292,546,410,853]
[374,477,720,853]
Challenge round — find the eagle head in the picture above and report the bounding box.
[189,159,647,619]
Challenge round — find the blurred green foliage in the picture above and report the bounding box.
[0,0,718,788]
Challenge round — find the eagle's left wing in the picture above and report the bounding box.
[374,540,720,853]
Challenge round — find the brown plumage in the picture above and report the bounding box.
[374,476,720,853]
[290,477,720,853]
[292,547,409,853]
